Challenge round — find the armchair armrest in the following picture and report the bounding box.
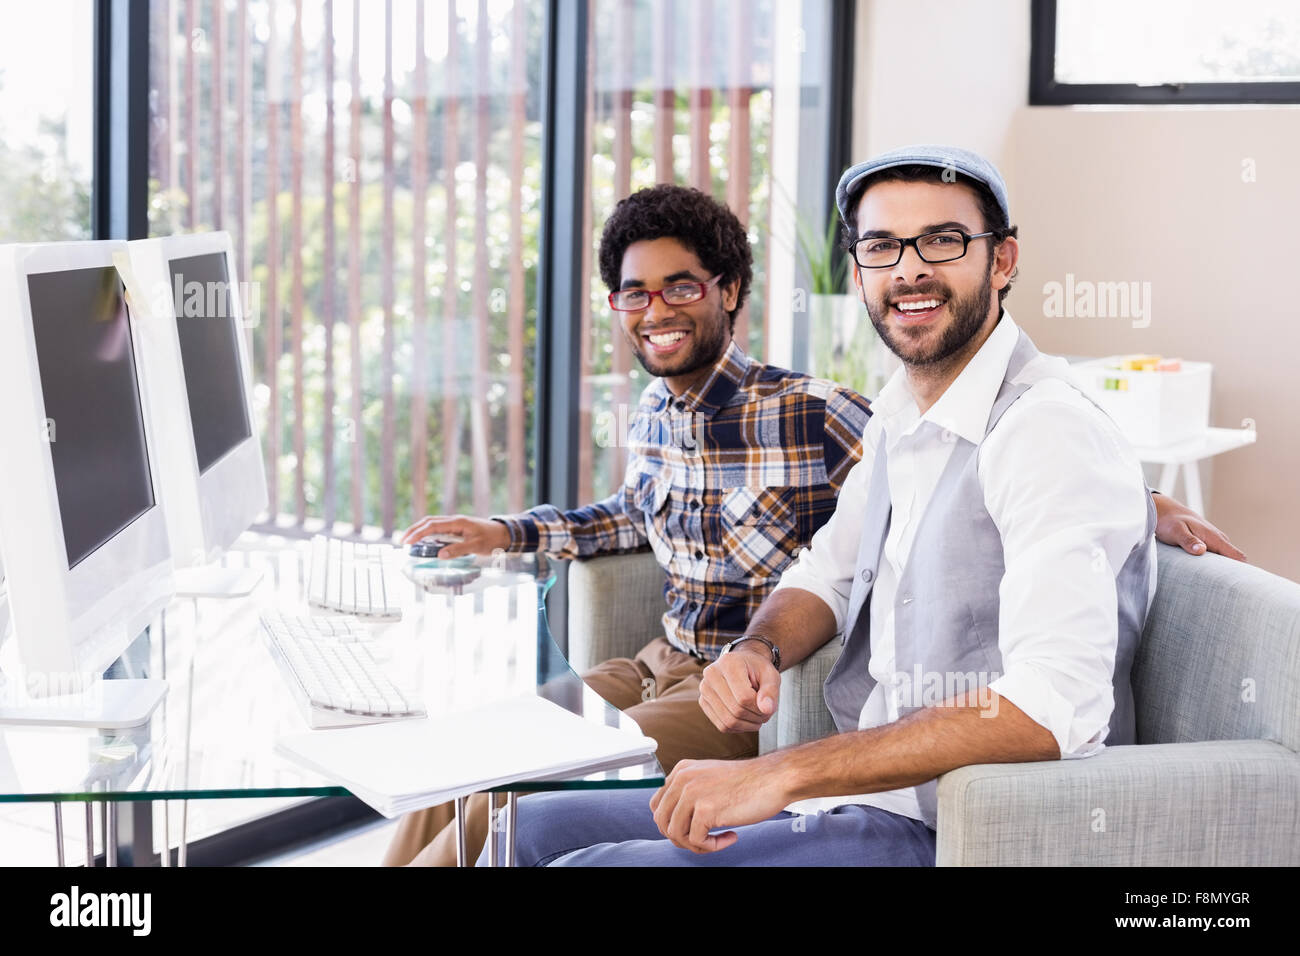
[935,739,1300,866]
[566,550,666,673]
[566,551,842,753]
[759,639,841,754]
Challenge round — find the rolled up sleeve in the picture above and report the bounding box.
[981,390,1152,758]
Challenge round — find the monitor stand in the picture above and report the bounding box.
[0,672,167,730]
[0,556,169,730]
[174,564,263,599]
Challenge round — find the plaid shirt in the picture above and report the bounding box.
[496,340,872,660]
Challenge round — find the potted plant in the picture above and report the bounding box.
[797,208,888,396]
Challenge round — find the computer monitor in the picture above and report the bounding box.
[0,241,172,726]
[121,232,267,597]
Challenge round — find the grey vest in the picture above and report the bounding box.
[823,328,1157,827]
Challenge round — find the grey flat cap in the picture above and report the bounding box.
[835,144,1009,227]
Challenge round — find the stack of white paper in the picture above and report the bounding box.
[275,695,659,817]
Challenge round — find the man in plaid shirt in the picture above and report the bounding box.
[385,184,870,865]
[385,184,1237,866]
[406,185,871,768]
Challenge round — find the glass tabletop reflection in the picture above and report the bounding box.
[0,531,664,805]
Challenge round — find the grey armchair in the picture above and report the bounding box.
[565,544,1300,865]
[564,549,839,753]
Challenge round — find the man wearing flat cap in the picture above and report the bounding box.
[479,144,1180,866]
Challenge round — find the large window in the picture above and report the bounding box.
[0,1,93,242]
[146,0,850,523]
[150,0,544,535]
[1031,0,1300,104]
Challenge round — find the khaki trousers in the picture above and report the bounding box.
[380,636,759,866]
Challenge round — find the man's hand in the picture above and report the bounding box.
[1153,494,1246,561]
[648,756,792,854]
[400,515,510,558]
[698,643,780,733]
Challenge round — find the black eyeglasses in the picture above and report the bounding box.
[848,230,995,269]
[608,275,722,312]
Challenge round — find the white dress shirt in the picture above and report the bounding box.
[776,313,1155,821]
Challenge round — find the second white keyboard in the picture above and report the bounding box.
[261,613,426,729]
[306,535,403,620]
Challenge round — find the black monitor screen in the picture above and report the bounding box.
[28,267,156,570]
[168,252,253,474]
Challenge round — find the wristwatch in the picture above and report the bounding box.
[719,634,781,670]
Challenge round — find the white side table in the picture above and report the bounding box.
[1131,425,1257,515]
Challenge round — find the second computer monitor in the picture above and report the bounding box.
[124,233,267,595]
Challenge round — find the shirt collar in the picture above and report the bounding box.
[647,339,750,419]
[872,309,1021,448]
[924,309,1020,444]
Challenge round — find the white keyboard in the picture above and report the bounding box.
[306,535,403,621]
[260,611,373,643]
[261,612,426,729]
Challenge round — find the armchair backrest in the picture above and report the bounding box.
[1134,543,1300,750]
[566,550,667,674]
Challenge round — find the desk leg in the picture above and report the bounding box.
[53,804,65,867]
[159,802,170,866]
[505,792,517,868]
[486,793,499,867]
[105,802,117,867]
[1182,462,1205,516]
[85,803,95,868]
[178,800,189,868]
[454,795,468,867]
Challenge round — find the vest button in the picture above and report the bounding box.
[860,568,874,584]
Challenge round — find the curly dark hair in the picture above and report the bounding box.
[598,184,753,332]
[841,165,1019,305]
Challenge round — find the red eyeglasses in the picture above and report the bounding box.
[608,275,722,311]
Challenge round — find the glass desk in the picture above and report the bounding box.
[0,532,664,866]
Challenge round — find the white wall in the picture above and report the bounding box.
[852,0,1300,582]
[852,0,1028,162]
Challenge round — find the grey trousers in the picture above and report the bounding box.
[475,788,936,867]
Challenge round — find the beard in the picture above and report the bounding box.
[627,305,733,381]
[864,264,994,368]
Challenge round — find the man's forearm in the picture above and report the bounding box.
[499,495,645,560]
[764,692,1060,803]
[742,587,839,670]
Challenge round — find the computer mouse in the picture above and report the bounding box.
[409,534,463,558]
